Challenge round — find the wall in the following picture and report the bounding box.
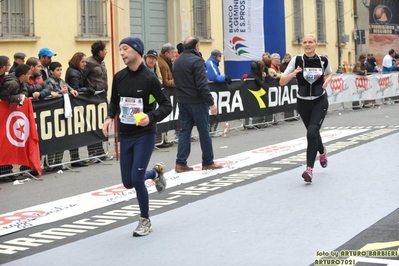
[167,0,225,73]
[284,0,357,70]
[0,0,133,93]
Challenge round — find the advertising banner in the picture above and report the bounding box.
[368,0,399,64]
[325,73,399,103]
[222,0,264,79]
[20,73,399,157]
[33,93,108,155]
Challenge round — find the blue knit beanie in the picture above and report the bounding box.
[119,36,144,56]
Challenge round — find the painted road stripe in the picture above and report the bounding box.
[0,128,381,236]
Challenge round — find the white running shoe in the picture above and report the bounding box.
[133,217,153,236]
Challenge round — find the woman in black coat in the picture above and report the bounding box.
[64,52,94,167]
[65,52,95,94]
[245,60,269,128]
[248,61,264,87]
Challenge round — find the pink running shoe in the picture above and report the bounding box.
[319,145,328,168]
[302,167,313,182]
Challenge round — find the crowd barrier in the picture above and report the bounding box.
[0,93,111,179]
[1,73,398,179]
[326,72,399,109]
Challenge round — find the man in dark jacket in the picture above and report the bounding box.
[83,41,112,160]
[0,56,10,84]
[83,41,108,93]
[9,52,26,74]
[102,36,172,236]
[0,64,30,104]
[353,54,368,76]
[173,36,222,173]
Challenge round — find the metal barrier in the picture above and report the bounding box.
[0,141,114,181]
[240,110,300,130]
[43,141,114,172]
[0,163,43,181]
[328,96,398,113]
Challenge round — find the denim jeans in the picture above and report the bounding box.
[176,102,214,166]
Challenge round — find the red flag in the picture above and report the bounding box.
[0,98,42,176]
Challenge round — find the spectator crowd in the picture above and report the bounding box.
[1,36,398,179]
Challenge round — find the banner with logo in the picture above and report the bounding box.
[222,0,264,61]
[325,73,399,103]
[32,93,108,155]
[222,0,264,79]
[208,79,297,123]
[222,0,287,79]
[0,98,42,175]
[156,79,297,128]
[2,74,397,169]
[368,0,399,65]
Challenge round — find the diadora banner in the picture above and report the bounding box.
[147,79,298,131]
[207,79,297,125]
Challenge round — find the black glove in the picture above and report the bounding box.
[225,75,232,84]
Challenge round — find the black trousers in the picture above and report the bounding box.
[296,93,328,168]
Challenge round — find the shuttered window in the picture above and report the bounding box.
[193,0,211,39]
[81,0,108,36]
[293,0,304,43]
[1,0,34,37]
[337,0,345,43]
[316,0,326,43]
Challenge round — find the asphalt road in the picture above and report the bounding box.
[0,101,398,266]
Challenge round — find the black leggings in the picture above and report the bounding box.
[296,93,328,168]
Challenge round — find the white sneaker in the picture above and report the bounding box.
[133,217,153,236]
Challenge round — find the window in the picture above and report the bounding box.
[193,0,211,39]
[80,0,107,37]
[337,0,345,43]
[1,0,34,37]
[316,0,326,43]
[293,0,303,44]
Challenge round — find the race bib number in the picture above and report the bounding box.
[303,68,323,84]
[119,97,143,125]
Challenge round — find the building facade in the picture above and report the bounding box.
[1,0,376,84]
[284,0,357,72]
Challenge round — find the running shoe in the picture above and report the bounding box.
[153,162,166,193]
[302,167,313,183]
[319,145,328,168]
[133,217,153,236]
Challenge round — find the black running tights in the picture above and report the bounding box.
[296,93,329,168]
